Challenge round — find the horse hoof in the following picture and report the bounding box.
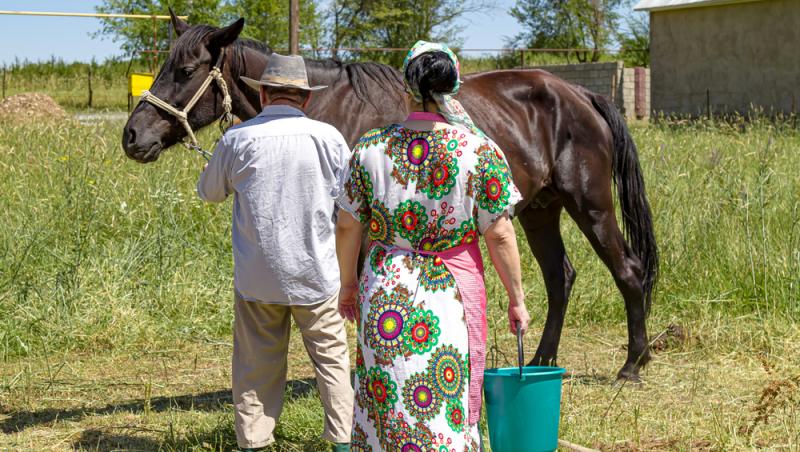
[615,369,643,385]
[527,356,558,367]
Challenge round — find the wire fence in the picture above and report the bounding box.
[277,46,648,66]
[121,45,648,71]
[1,46,648,110]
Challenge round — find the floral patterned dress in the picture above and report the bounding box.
[337,122,521,452]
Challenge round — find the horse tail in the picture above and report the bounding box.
[591,94,659,315]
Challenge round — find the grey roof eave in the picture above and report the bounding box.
[634,0,766,12]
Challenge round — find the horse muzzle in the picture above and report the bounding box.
[122,122,165,163]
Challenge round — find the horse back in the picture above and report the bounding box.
[457,69,615,206]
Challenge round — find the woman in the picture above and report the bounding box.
[336,41,530,451]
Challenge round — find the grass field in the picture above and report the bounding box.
[0,115,799,451]
[1,59,147,111]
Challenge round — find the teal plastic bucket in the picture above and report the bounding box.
[483,365,566,452]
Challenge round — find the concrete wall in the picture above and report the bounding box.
[622,67,651,119]
[531,61,650,120]
[650,0,800,116]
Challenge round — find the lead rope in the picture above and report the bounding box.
[140,49,233,162]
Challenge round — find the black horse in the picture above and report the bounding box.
[122,13,658,381]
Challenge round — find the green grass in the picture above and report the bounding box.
[0,116,798,450]
[2,59,151,111]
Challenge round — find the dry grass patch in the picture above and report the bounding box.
[0,93,67,123]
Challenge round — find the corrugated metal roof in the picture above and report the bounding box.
[634,0,766,11]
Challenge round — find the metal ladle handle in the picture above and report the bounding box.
[516,320,524,380]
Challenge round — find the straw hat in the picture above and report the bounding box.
[240,53,327,91]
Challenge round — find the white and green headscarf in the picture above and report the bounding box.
[402,40,486,138]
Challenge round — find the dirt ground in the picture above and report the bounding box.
[1,320,798,451]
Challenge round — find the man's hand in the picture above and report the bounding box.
[202,163,208,172]
[338,282,358,321]
[508,302,530,335]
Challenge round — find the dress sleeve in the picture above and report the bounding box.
[471,140,522,233]
[335,141,373,225]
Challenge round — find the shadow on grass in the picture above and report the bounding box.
[2,378,317,435]
[69,423,239,452]
[71,429,165,451]
[564,372,613,385]
[174,421,327,452]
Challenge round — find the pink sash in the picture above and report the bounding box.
[379,241,487,425]
[406,111,448,122]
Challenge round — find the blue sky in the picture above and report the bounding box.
[0,0,523,65]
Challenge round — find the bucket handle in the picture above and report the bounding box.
[516,320,524,380]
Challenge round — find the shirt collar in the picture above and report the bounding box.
[258,105,306,118]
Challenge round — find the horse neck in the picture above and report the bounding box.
[226,45,269,120]
[226,50,347,120]
[226,50,347,121]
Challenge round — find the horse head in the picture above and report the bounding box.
[122,10,245,163]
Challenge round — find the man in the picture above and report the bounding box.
[197,53,352,452]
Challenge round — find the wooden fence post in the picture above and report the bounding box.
[87,64,94,108]
[2,65,6,99]
[706,88,711,120]
[289,0,299,55]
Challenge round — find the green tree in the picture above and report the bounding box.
[508,0,624,63]
[95,1,324,60]
[617,13,649,67]
[329,0,490,66]
[222,0,324,51]
[94,0,223,56]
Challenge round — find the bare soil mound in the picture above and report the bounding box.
[0,93,67,123]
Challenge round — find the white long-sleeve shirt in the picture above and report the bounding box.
[197,105,350,305]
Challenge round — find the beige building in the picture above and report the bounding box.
[635,0,800,116]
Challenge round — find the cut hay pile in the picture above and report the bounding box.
[0,93,67,123]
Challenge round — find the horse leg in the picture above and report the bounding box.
[560,185,650,382]
[517,202,576,367]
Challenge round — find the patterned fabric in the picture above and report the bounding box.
[338,120,521,450]
[402,41,487,139]
[438,242,487,426]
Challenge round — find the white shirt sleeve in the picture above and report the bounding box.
[197,134,234,203]
[331,130,352,199]
[314,126,351,200]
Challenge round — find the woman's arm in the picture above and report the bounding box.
[336,211,364,321]
[484,213,530,335]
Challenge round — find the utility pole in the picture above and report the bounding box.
[289,0,299,55]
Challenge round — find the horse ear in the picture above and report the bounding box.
[208,18,245,49]
[169,8,190,36]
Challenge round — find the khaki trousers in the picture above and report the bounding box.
[232,292,353,448]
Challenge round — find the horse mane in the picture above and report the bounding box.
[306,58,404,104]
[230,39,272,76]
[170,25,214,64]
[345,61,404,100]
[171,25,273,77]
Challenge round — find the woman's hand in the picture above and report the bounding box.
[336,211,364,322]
[484,213,530,336]
[508,302,530,335]
[338,282,359,321]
